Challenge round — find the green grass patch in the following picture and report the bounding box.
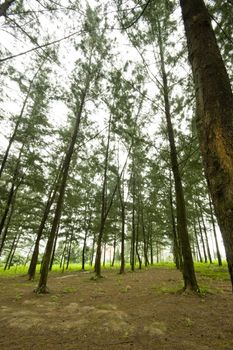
[151,281,184,294]
[62,287,78,293]
[194,262,229,281]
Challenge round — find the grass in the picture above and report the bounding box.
[0,261,229,284]
[194,261,229,281]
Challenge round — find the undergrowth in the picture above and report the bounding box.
[0,261,229,283]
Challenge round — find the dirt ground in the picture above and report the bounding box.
[0,267,233,350]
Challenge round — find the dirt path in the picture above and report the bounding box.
[0,268,233,350]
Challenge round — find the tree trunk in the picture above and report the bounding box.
[111,234,117,267]
[193,223,203,263]
[130,173,136,272]
[141,206,149,266]
[49,225,59,271]
[208,193,222,266]
[180,0,233,290]
[82,229,88,271]
[169,175,181,270]
[94,114,112,278]
[0,184,18,255]
[157,21,199,292]
[90,233,96,267]
[0,64,42,178]
[66,235,72,270]
[197,213,208,263]
[0,145,23,237]
[149,222,154,265]
[28,170,61,279]
[200,209,212,263]
[4,232,20,270]
[102,243,106,267]
[135,215,142,270]
[35,76,89,293]
[118,176,125,274]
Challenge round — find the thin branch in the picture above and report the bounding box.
[120,0,152,30]
[210,13,233,46]
[0,30,82,63]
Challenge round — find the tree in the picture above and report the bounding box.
[180,0,233,290]
[35,5,111,292]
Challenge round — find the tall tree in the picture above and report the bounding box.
[180,0,233,290]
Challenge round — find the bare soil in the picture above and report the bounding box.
[0,267,233,350]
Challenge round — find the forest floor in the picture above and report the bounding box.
[0,264,233,350]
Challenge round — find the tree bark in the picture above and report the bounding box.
[180,0,233,290]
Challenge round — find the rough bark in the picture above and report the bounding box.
[180,0,233,290]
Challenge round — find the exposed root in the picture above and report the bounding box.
[34,285,50,294]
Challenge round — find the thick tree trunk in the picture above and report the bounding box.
[157,21,199,292]
[180,0,233,290]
